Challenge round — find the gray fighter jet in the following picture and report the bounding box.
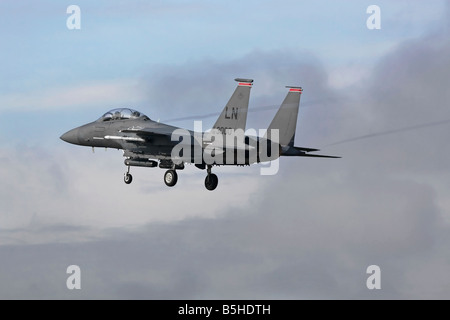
[61,78,339,190]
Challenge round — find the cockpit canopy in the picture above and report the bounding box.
[98,108,149,122]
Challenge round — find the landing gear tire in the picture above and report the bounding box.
[204,173,218,191]
[124,173,133,184]
[164,170,178,187]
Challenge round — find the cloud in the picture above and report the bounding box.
[2,15,450,300]
[138,49,333,130]
[0,170,445,299]
[0,143,266,245]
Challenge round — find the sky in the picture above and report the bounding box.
[0,0,450,299]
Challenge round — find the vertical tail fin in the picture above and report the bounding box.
[213,78,253,134]
[265,86,302,146]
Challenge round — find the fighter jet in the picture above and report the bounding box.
[60,78,339,191]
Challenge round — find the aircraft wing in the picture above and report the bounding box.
[298,153,341,159]
[281,145,341,158]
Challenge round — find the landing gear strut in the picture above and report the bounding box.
[164,169,178,187]
[204,165,218,191]
[124,166,133,184]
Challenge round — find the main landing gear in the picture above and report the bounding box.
[204,165,218,191]
[123,164,219,191]
[124,166,133,184]
[164,169,178,187]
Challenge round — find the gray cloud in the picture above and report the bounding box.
[0,171,444,299]
[138,50,335,131]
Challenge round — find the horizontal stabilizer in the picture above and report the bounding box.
[281,145,341,158]
[294,146,320,152]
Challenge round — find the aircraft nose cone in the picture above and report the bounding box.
[60,128,79,145]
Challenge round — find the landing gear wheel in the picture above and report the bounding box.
[164,170,178,187]
[204,173,218,191]
[124,173,133,184]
